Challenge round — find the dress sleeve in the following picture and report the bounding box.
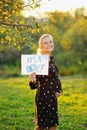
[57,78,62,93]
[55,64,63,93]
[29,75,41,90]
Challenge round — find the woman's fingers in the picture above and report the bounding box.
[29,72,36,82]
[55,92,62,97]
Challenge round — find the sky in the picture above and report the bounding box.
[23,0,87,17]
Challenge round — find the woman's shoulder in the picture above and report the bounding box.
[50,55,55,60]
[50,55,55,62]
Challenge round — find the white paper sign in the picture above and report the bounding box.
[21,55,49,75]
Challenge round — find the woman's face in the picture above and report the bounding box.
[41,36,54,53]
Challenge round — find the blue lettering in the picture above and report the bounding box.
[27,56,42,63]
[27,57,32,63]
[26,64,38,73]
[37,56,42,62]
[26,66,32,73]
[41,64,44,70]
[36,64,45,72]
[26,63,45,73]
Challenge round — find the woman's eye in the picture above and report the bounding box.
[44,42,48,44]
[49,41,52,43]
[43,41,53,44]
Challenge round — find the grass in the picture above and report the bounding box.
[0,75,87,130]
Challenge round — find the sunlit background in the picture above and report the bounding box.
[0,0,87,130]
[23,0,87,17]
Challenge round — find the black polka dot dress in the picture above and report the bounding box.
[29,56,62,129]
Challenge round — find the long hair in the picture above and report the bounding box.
[37,34,53,54]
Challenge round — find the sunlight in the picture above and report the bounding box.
[23,0,87,17]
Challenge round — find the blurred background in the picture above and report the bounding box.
[0,0,87,77]
[0,0,87,130]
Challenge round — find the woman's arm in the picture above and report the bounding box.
[55,78,63,97]
[55,62,63,97]
[29,72,40,89]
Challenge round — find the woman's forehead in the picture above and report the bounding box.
[42,36,52,41]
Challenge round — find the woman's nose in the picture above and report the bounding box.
[48,42,51,45]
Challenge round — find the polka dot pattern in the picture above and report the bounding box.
[34,56,62,129]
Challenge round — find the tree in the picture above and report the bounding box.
[75,7,87,19]
[0,0,41,48]
[61,18,87,65]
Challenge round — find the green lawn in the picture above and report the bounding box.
[0,75,87,130]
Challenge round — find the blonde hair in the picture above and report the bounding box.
[37,34,53,54]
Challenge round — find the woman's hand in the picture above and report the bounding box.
[29,72,36,82]
[55,91,62,98]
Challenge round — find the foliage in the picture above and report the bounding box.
[0,6,87,75]
[61,17,87,71]
[41,9,87,75]
[0,75,87,130]
[0,0,23,21]
[0,0,42,47]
